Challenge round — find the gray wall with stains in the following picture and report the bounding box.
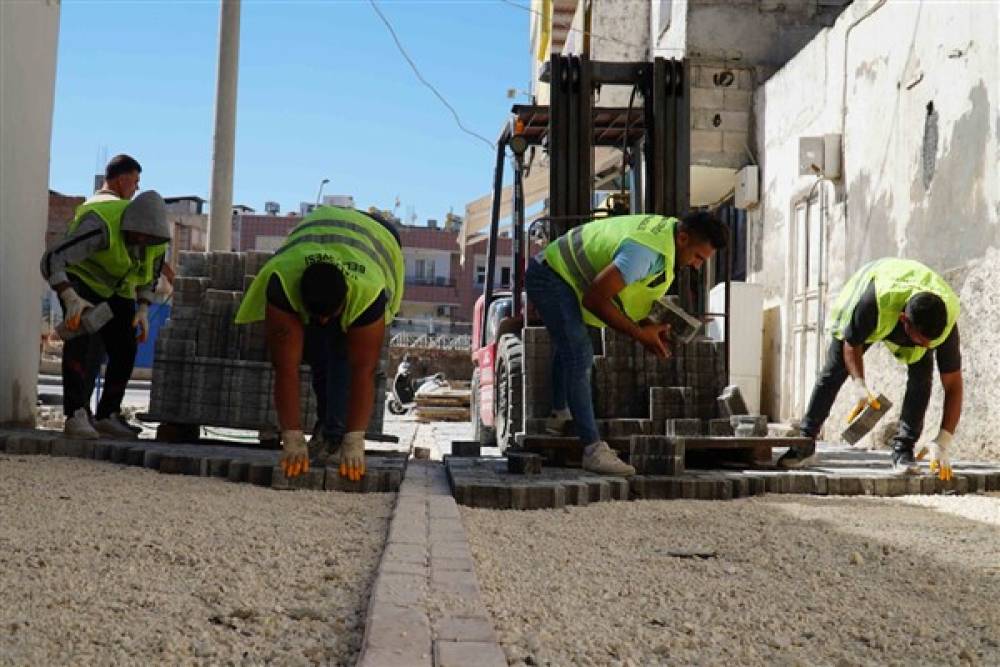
[749,0,1000,460]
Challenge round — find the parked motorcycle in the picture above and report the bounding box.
[387,357,446,415]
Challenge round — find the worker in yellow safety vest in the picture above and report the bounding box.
[40,154,170,441]
[778,258,962,480]
[526,211,729,476]
[237,206,404,481]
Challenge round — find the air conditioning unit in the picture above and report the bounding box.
[735,165,758,209]
[798,134,842,179]
[264,201,280,215]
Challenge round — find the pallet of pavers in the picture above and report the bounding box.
[142,251,389,441]
[0,428,405,493]
[444,439,1000,509]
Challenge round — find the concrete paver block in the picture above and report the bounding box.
[226,459,251,482]
[435,616,497,643]
[372,572,428,607]
[434,640,507,667]
[201,457,231,477]
[507,451,543,474]
[51,438,95,459]
[159,454,198,475]
[450,441,481,457]
[364,603,432,655]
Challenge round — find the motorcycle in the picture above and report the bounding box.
[387,358,446,415]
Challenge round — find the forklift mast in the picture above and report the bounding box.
[483,55,692,332]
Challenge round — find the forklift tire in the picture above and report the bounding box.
[471,368,495,447]
[494,334,523,453]
[387,397,407,415]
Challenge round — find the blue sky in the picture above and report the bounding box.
[49,0,531,223]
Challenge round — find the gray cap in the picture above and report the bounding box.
[121,190,170,243]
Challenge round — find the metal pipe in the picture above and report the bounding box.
[512,151,526,318]
[208,0,241,252]
[482,138,507,347]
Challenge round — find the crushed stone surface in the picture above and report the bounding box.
[464,493,1000,667]
[0,456,392,666]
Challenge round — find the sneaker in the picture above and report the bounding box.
[64,408,99,440]
[94,412,139,440]
[891,447,919,475]
[776,440,817,469]
[582,441,635,476]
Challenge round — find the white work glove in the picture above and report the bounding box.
[917,429,953,481]
[60,287,93,331]
[132,303,150,343]
[339,431,366,481]
[280,429,310,478]
[846,377,880,423]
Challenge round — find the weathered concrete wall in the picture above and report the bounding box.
[751,0,1000,460]
[0,0,60,425]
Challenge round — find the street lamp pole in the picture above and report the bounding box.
[315,178,330,206]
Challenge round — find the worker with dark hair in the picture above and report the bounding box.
[40,188,170,439]
[91,154,143,203]
[236,206,404,480]
[526,211,729,476]
[779,258,962,480]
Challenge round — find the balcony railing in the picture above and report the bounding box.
[405,276,456,287]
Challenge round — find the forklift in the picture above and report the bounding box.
[470,55,732,452]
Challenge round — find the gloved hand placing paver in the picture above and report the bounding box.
[917,429,953,481]
[60,287,93,331]
[339,431,366,481]
[133,302,150,342]
[280,429,309,478]
[846,377,880,423]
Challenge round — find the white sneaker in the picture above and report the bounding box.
[582,441,635,476]
[64,408,99,440]
[94,412,139,440]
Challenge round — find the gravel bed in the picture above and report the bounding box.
[464,493,1000,667]
[0,456,392,666]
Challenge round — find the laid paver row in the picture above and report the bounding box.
[444,454,1000,509]
[0,428,405,493]
[358,461,506,667]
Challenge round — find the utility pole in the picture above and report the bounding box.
[208,0,241,252]
[315,178,330,205]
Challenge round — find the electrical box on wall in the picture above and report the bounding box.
[798,134,843,179]
[735,165,759,209]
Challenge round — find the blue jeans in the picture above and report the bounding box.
[304,322,350,444]
[525,258,600,445]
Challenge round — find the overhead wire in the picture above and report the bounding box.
[368,0,496,151]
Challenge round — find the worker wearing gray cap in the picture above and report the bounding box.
[41,167,170,441]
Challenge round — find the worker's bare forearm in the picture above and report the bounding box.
[272,365,301,431]
[583,296,642,339]
[843,341,866,379]
[939,371,963,434]
[265,304,305,432]
[346,364,376,433]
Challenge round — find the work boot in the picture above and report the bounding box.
[582,441,635,476]
[776,439,817,469]
[308,431,334,466]
[891,444,919,475]
[544,409,573,436]
[94,412,140,440]
[64,408,99,440]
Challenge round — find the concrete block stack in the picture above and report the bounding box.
[522,327,552,420]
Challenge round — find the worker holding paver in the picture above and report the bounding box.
[236,206,404,481]
[526,211,729,476]
[778,258,962,480]
[40,155,171,440]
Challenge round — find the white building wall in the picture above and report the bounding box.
[751,0,1000,460]
[405,249,452,283]
[0,0,60,425]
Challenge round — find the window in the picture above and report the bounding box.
[500,266,511,287]
[415,259,425,280]
[476,265,486,285]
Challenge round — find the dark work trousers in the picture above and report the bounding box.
[304,321,351,446]
[60,280,137,419]
[800,336,934,452]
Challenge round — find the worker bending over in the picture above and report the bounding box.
[526,212,728,476]
[40,155,169,439]
[778,258,962,480]
[237,206,403,480]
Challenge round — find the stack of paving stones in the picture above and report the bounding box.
[440,443,1000,509]
[147,250,388,434]
[522,325,755,439]
[358,461,506,667]
[0,428,405,493]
